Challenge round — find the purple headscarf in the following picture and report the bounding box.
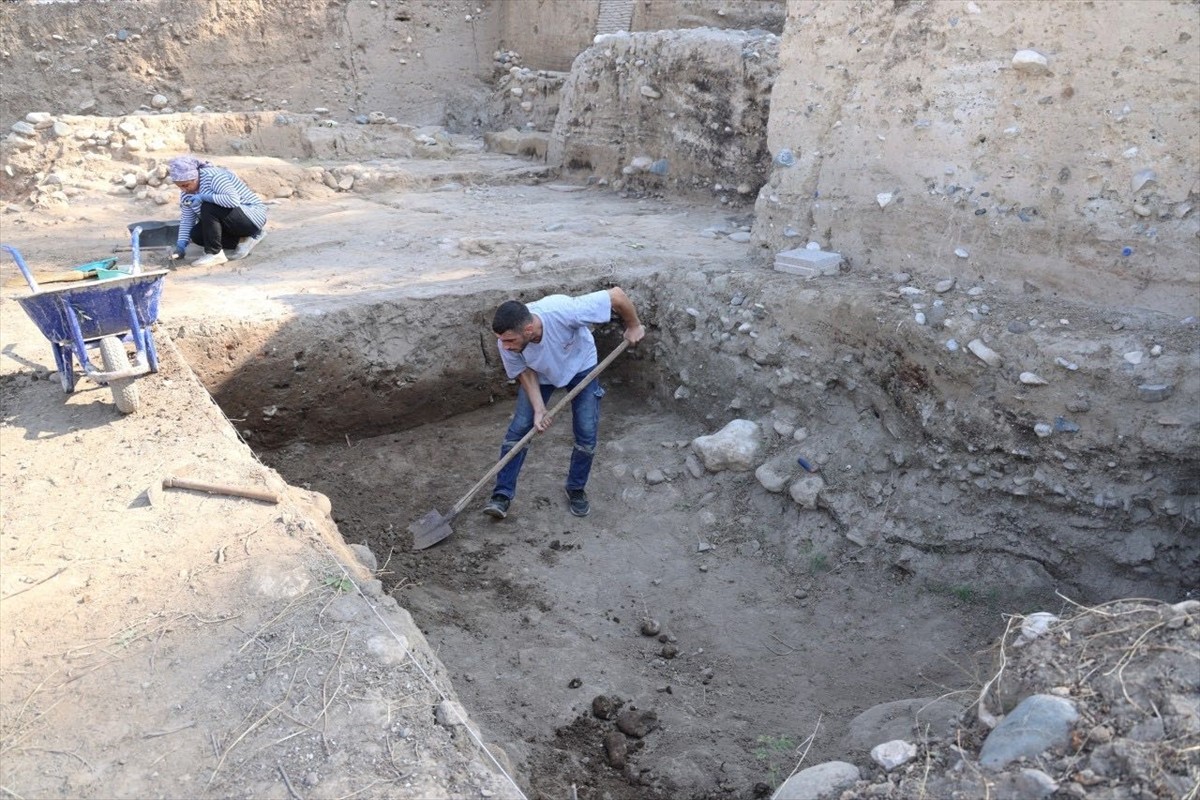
[167,155,211,183]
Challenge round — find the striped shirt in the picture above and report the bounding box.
[176,166,267,246]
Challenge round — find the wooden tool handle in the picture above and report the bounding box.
[4,270,96,288]
[448,339,630,517]
[162,477,280,504]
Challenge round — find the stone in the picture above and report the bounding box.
[150,94,169,108]
[728,231,751,243]
[775,247,842,278]
[992,768,1058,799]
[603,731,627,768]
[1131,168,1156,193]
[844,697,966,753]
[775,761,861,800]
[934,278,956,293]
[615,709,658,738]
[876,192,894,209]
[25,112,52,125]
[967,339,1002,367]
[788,474,825,509]
[1012,49,1050,75]
[1017,612,1058,645]
[1019,372,1048,385]
[645,469,666,485]
[365,633,408,665]
[639,85,661,99]
[979,694,1079,769]
[51,121,72,138]
[349,543,377,572]
[1137,383,1173,402]
[434,699,472,731]
[755,452,797,493]
[691,419,762,472]
[870,739,916,770]
[11,121,36,136]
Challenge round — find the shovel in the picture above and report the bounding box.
[410,339,630,550]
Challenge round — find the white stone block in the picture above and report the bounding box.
[775,247,842,277]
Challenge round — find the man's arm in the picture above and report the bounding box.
[607,287,645,345]
[517,368,552,432]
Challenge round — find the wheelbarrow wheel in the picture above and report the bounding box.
[98,336,139,414]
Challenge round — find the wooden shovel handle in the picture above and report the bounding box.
[448,339,630,518]
[162,477,280,504]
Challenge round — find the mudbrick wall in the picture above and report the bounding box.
[756,0,1200,316]
[547,28,780,199]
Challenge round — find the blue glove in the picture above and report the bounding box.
[181,193,200,209]
[194,192,215,205]
[172,242,187,260]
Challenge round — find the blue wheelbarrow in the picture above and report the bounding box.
[3,233,167,414]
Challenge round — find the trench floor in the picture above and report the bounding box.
[261,389,1002,798]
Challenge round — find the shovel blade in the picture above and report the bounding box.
[410,509,453,550]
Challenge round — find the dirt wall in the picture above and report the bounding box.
[632,0,785,35]
[755,0,1200,317]
[0,0,497,128]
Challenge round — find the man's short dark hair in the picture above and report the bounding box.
[492,300,532,335]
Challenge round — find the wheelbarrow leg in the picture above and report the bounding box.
[50,341,76,393]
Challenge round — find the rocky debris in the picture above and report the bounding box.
[488,60,566,134]
[837,601,1200,798]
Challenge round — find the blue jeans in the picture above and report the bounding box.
[492,367,605,500]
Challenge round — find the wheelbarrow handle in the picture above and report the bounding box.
[2,244,39,293]
[447,339,630,518]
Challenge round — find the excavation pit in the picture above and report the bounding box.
[198,274,1197,800]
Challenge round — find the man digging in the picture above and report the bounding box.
[484,287,645,519]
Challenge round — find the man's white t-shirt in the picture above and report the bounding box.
[498,291,613,387]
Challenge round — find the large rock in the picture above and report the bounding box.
[775,761,860,800]
[979,694,1078,769]
[844,696,967,754]
[691,419,762,472]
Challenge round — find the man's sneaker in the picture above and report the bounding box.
[229,231,266,261]
[482,494,510,519]
[566,488,590,517]
[192,250,227,268]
